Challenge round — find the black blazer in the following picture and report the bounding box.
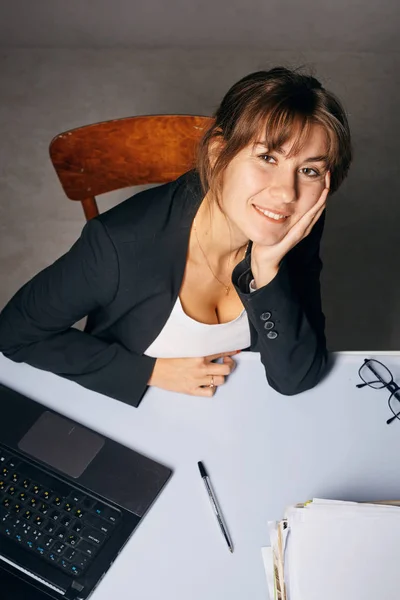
[0,170,327,407]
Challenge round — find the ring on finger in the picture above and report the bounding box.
[209,375,215,389]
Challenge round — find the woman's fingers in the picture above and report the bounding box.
[205,350,241,361]
[149,354,238,397]
[204,358,236,376]
[325,170,331,190]
[193,354,238,396]
[196,386,217,397]
[200,374,226,388]
[303,202,327,238]
[223,355,237,372]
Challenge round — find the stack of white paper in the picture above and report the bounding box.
[263,498,400,600]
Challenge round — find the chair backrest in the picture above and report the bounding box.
[49,114,214,220]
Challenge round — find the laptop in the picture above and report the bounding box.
[0,382,172,599]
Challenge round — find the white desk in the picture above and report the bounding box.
[1,351,400,600]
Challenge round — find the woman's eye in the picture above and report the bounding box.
[259,155,321,178]
[259,154,276,163]
[301,167,320,178]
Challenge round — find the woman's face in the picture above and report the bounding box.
[219,124,329,246]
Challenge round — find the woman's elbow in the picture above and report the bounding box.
[266,348,328,396]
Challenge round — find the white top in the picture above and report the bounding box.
[144,296,251,358]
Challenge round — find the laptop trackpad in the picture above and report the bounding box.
[18,411,105,479]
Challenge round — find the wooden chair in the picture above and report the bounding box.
[49,115,214,220]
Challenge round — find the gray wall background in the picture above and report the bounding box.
[0,1,399,350]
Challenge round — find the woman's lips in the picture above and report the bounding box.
[253,204,290,224]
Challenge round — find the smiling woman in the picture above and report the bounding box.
[0,66,353,407]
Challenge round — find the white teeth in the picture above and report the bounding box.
[255,206,288,220]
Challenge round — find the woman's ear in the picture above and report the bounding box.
[208,133,225,169]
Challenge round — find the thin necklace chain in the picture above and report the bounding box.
[193,217,249,295]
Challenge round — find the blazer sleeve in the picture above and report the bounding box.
[0,218,156,406]
[233,212,327,396]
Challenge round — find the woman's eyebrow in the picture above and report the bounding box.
[254,142,328,163]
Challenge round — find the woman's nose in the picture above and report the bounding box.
[268,183,297,204]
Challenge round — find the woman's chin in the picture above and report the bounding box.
[248,228,287,247]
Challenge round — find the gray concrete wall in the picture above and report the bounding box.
[0,48,399,350]
[0,0,398,52]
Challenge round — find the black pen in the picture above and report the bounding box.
[198,461,234,553]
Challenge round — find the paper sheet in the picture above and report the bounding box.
[261,547,275,600]
[286,500,400,600]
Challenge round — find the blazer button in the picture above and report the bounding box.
[260,312,271,321]
[267,331,278,340]
[264,321,275,330]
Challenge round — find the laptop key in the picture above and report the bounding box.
[55,526,67,540]
[68,490,85,504]
[43,535,55,549]
[0,505,9,521]
[59,558,70,570]
[72,521,83,533]
[31,528,43,542]
[33,515,44,527]
[28,497,37,508]
[78,539,97,557]
[66,533,79,546]
[92,503,105,517]
[61,515,72,527]
[44,520,56,534]
[64,547,77,561]
[83,496,96,510]
[72,551,88,569]
[0,451,10,463]
[83,513,111,535]
[81,527,105,546]
[20,522,31,534]
[38,502,49,514]
[35,544,46,556]
[48,552,60,564]
[52,541,66,555]
[103,507,120,524]
[69,564,82,577]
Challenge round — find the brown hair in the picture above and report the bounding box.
[196,66,352,198]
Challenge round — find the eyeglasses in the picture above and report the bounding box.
[357,358,400,425]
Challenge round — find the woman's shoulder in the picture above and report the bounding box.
[97,170,201,244]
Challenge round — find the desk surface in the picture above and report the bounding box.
[1,352,400,600]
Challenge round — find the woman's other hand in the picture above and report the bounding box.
[148,351,240,396]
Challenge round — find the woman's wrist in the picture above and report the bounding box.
[252,265,280,289]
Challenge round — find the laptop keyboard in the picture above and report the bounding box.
[0,446,120,578]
